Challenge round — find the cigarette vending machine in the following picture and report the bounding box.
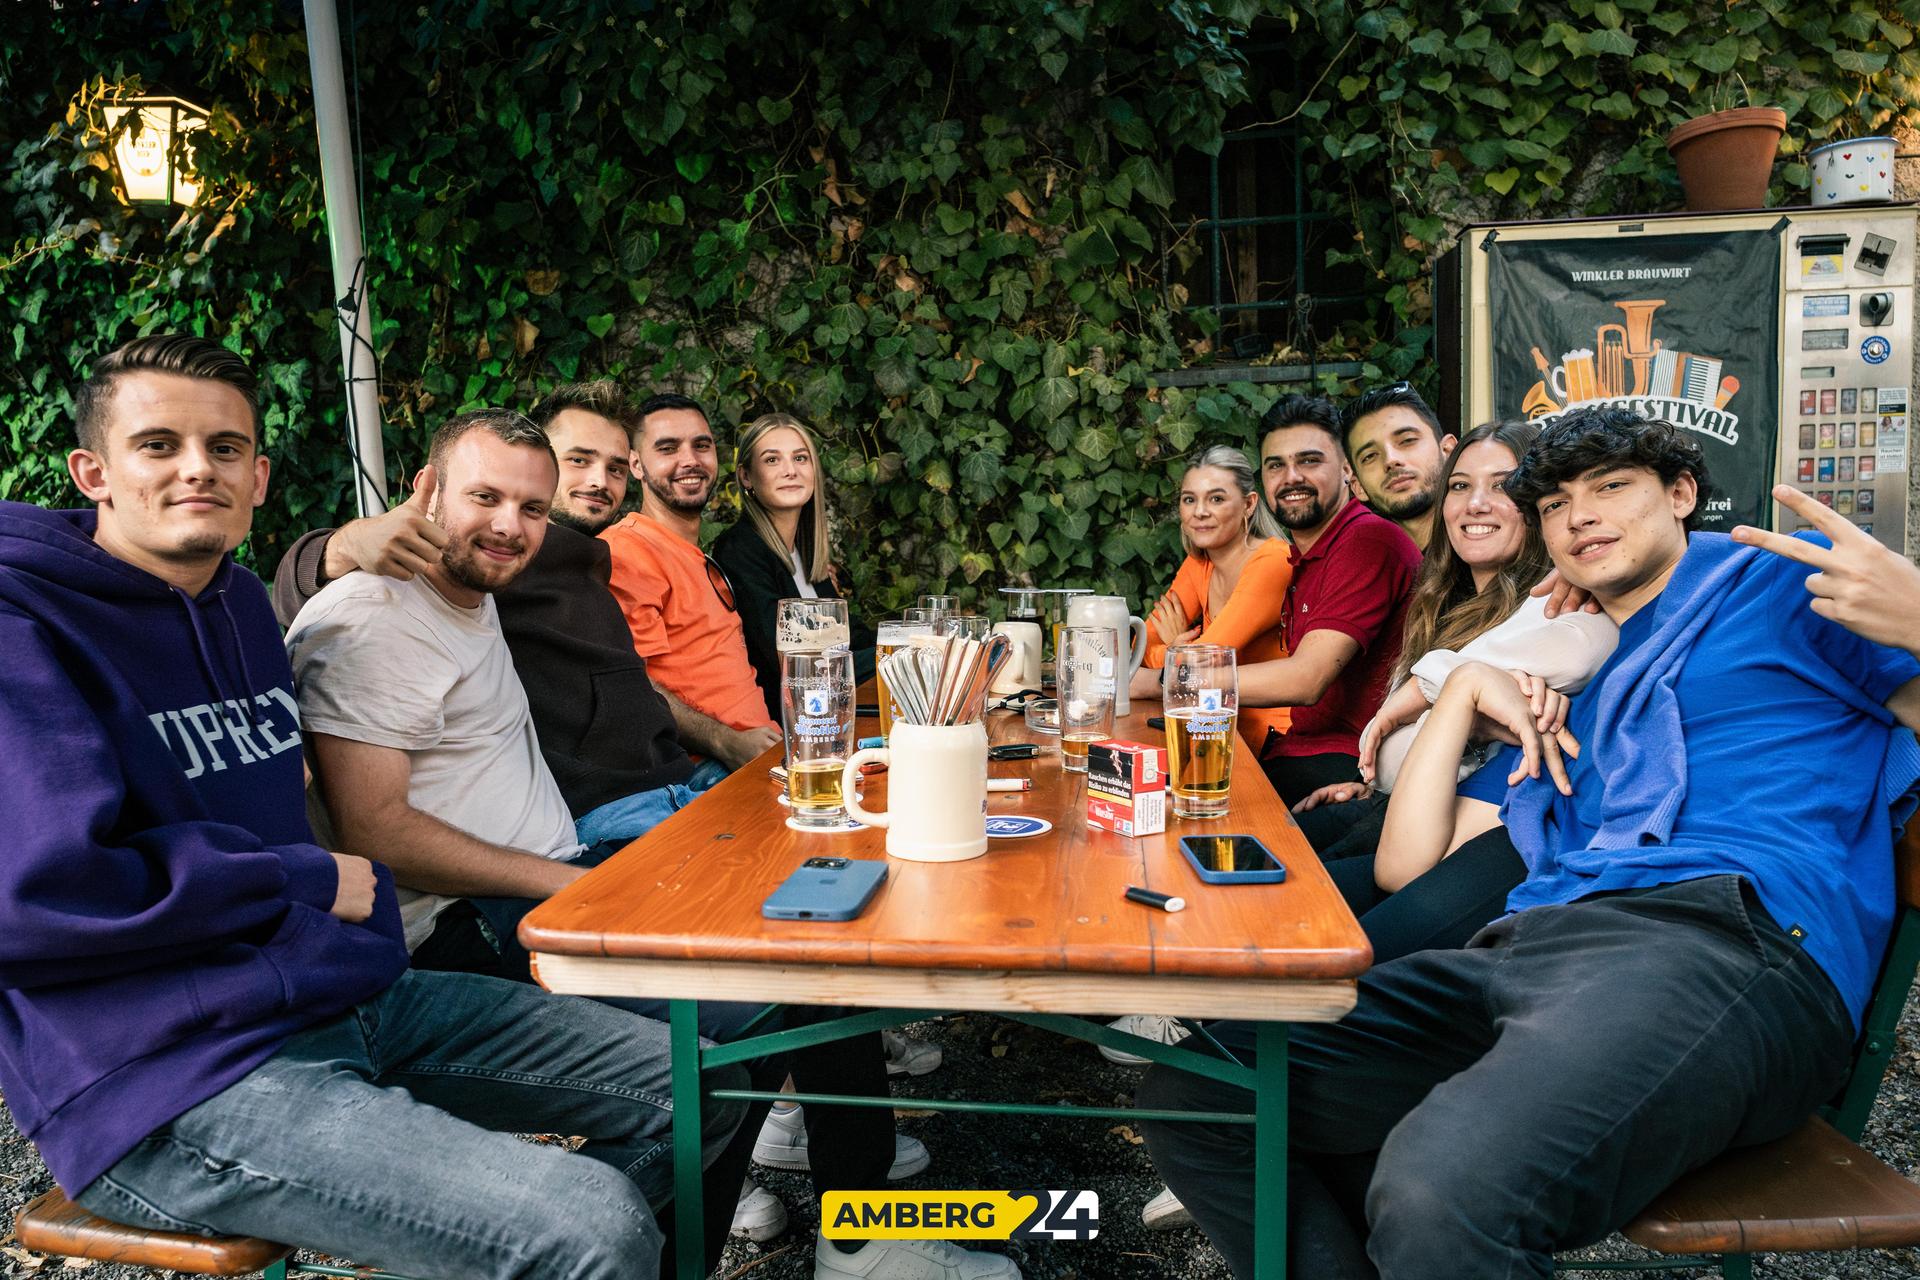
[1438,205,1915,550]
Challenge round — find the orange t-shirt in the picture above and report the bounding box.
[601,513,776,732]
[1144,537,1294,746]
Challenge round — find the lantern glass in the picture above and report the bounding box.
[103,98,206,207]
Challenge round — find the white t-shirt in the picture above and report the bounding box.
[789,549,819,599]
[286,574,583,949]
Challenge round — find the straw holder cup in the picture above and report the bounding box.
[842,721,989,862]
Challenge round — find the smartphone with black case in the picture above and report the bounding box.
[1177,834,1287,885]
[762,857,889,921]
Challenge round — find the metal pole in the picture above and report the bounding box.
[304,0,388,517]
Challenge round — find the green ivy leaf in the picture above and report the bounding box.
[584,314,616,339]
[1484,167,1522,194]
[1834,49,1890,74]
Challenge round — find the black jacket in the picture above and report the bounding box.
[708,520,876,720]
[272,523,694,817]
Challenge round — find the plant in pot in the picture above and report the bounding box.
[1665,76,1787,212]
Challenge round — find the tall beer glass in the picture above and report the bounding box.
[873,619,931,740]
[1163,643,1237,819]
[781,649,856,827]
[1057,626,1116,773]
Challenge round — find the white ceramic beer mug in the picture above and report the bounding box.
[1065,594,1148,715]
[842,721,989,862]
[989,621,1044,694]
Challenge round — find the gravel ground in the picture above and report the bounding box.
[4,1003,1918,1280]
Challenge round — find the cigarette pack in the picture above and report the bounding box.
[1086,739,1167,837]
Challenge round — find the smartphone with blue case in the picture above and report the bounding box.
[1177,834,1287,885]
[762,857,889,921]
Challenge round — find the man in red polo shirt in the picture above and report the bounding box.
[1238,394,1421,806]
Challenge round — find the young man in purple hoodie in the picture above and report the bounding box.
[0,335,743,1280]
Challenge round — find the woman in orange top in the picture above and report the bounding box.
[1129,444,1294,749]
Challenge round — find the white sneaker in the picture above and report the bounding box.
[813,1234,1021,1279]
[1099,1014,1193,1066]
[1141,1184,1194,1231]
[730,1178,788,1242]
[753,1104,932,1180]
[883,1028,944,1077]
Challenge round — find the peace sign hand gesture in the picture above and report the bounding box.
[1732,484,1920,658]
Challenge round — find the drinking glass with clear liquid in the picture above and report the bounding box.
[873,619,932,740]
[1057,626,1116,773]
[1163,644,1237,818]
[776,597,851,654]
[781,649,856,827]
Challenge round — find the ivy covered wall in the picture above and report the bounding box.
[4,0,1918,606]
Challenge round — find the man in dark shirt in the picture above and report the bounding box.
[1236,394,1422,805]
[1341,382,1457,552]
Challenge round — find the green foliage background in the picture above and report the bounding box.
[4,0,1918,609]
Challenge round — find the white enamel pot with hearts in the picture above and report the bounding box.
[1811,137,1896,205]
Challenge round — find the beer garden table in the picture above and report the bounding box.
[521,697,1372,1279]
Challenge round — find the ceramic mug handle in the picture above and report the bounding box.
[842,748,890,828]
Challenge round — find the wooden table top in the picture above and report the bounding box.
[522,700,1371,989]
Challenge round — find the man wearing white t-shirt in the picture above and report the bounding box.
[289,411,585,949]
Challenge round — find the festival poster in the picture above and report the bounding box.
[1486,228,1782,531]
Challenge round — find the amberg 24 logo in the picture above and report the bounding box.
[820,1189,1100,1242]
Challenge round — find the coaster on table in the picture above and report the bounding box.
[985,816,1053,839]
[786,815,868,834]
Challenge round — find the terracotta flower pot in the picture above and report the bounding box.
[1664,107,1787,211]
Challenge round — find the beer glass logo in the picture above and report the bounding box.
[805,689,831,717]
[1198,687,1223,712]
[1522,297,1743,446]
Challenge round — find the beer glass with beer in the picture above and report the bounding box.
[1057,626,1116,773]
[1163,644,1237,818]
[776,598,851,654]
[873,618,932,740]
[781,649,856,828]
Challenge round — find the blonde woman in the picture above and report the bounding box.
[711,412,875,719]
[1128,443,1295,749]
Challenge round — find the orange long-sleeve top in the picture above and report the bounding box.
[1144,537,1294,748]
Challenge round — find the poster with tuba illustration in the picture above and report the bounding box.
[1486,229,1781,531]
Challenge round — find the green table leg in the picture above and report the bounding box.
[670,999,705,1280]
[1253,1020,1288,1279]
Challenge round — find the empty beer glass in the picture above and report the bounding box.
[776,597,851,654]
[1163,644,1237,818]
[1057,626,1116,773]
[942,613,992,641]
[781,649,856,827]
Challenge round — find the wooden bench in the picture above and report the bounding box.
[13,1187,293,1275]
[1565,815,1920,1278]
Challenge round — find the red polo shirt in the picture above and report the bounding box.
[1270,498,1421,759]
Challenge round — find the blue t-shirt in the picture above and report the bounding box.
[1457,743,1523,806]
[1506,538,1920,1029]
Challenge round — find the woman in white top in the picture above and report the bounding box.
[1294,420,1617,960]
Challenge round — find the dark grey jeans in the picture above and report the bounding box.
[76,969,747,1280]
[1137,875,1856,1279]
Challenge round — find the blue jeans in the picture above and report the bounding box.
[573,758,727,851]
[75,969,747,1280]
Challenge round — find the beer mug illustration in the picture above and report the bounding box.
[1550,349,1600,405]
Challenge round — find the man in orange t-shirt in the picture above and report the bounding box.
[602,395,783,743]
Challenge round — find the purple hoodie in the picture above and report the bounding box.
[0,503,409,1193]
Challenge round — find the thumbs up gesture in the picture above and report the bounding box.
[322,466,452,584]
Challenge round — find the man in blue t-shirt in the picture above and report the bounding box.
[1139,406,1920,1279]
